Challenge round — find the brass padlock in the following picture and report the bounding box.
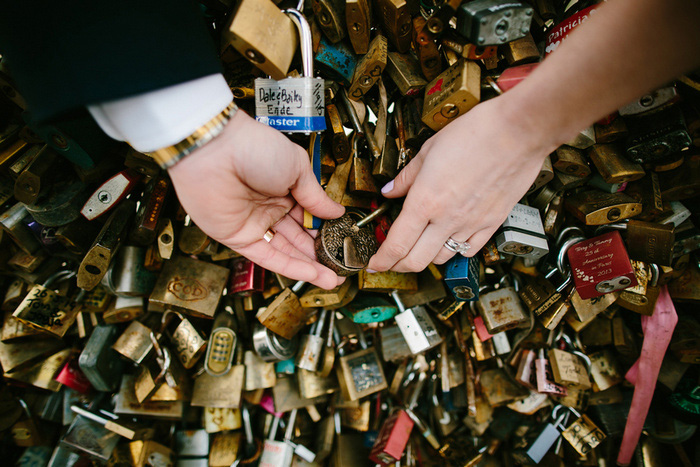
[11,400,45,447]
[149,255,229,319]
[552,146,591,178]
[358,269,418,292]
[565,189,642,225]
[336,326,388,401]
[244,350,277,391]
[477,285,528,334]
[376,0,413,53]
[422,59,480,131]
[203,407,242,433]
[554,405,606,456]
[502,32,540,66]
[222,0,298,80]
[256,281,315,340]
[161,310,207,369]
[311,0,346,44]
[192,349,245,408]
[315,202,390,275]
[77,199,135,291]
[112,319,157,365]
[412,16,441,82]
[588,143,645,184]
[297,367,339,399]
[300,279,358,309]
[346,0,371,53]
[549,348,592,390]
[325,102,351,164]
[348,35,389,101]
[13,270,81,338]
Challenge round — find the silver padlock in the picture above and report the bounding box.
[391,291,442,355]
[259,409,297,467]
[296,309,328,372]
[254,3,325,133]
[495,203,549,260]
[513,404,570,465]
[477,280,528,334]
[101,245,157,297]
[252,321,299,362]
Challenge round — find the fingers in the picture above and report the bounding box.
[237,238,338,289]
[366,207,429,272]
[272,211,317,260]
[433,228,495,264]
[391,223,453,273]
[380,153,424,198]
[290,147,345,220]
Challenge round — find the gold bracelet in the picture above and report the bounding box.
[148,101,238,170]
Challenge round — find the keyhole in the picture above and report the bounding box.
[98,190,112,204]
[495,19,509,36]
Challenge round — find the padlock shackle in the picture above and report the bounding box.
[555,226,586,249]
[340,88,364,134]
[42,269,76,288]
[356,201,391,227]
[284,409,298,441]
[292,280,306,294]
[406,370,427,410]
[284,9,313,78]
[594,221,629,237]
[556,235,585,275]
[484,75,504,95]
[161,309,185,330]
[312,309,328,337]
[268,413,282,440]
[552,403,582,422]
[649,263,660,287]
[390,290,406,312]
[325,309,336,347]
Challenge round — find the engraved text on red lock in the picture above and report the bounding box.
[567,231,637,300]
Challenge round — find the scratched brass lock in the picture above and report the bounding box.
[315,202,390,276]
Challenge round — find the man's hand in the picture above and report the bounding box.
[168,110,345,289]
[367,95,558,273]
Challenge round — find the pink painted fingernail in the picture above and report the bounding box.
[366,268,377,273]
[381,180,394,194]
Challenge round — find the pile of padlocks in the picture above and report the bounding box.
[0,0,699,465]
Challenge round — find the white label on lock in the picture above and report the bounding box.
[259,440,294,467]
[255,77,325,133]
[395,310,431,354]
[492,331,511,355]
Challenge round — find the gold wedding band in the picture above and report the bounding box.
[263,229,276,243]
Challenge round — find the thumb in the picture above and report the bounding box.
[290,148,345,220]
[381,154,424,198]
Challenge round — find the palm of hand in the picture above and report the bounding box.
[169,111,344,289]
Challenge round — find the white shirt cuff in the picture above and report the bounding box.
[87,74,233,153]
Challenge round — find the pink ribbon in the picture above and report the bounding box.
[617,285,677,466]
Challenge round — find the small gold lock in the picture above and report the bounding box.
[422,59,480,131]
[13,284,80,338]
[222,0,298,80]
[149,255,230,319]
[161,310,207,369]
[348,35,389,100]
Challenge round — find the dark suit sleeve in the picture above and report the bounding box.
[0,0,223,123]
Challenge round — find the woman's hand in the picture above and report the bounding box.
[168,110,345,289]
[367,94,559,273]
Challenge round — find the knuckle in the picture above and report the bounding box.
[384,242,409,261]
[400,257,427,273]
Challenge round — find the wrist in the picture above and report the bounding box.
[490,91,563,162]
[150,101,239,170]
